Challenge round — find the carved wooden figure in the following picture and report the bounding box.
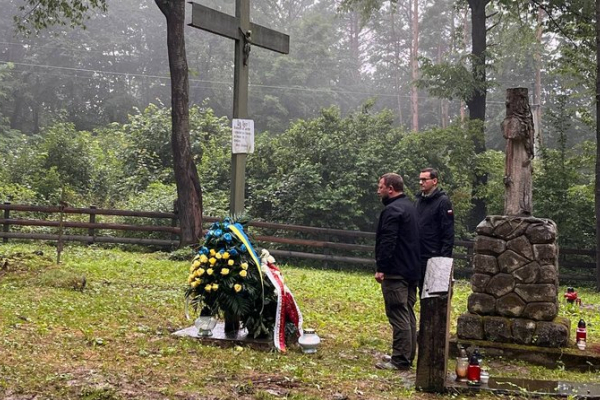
[502,88,535,216]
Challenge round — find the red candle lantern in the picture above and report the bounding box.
[576,319,587,350]
[467,354,481,383]
[564,287,581,305]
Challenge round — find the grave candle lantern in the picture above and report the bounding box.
[564,287,581,305]
[576,319,587,350]
[298,328,321,354]
[467,354,481,384]
[455,347,469,382]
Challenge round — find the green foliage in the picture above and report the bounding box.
[248,106,401,230]
[191,106,231,217]
[114,103,230,215]
[396,120,487,238]
[40,123,94,195]
[533,93,595,248]
[417,57,487,102]
[124,182,177,212]
[117,181,177,240]
[0,183,37,204]
[120,104,174,192]
[13,0,108,34]
[534,143,595,248]
[473,150,505,217]
[0,62,15,135]
[0,123,96,204]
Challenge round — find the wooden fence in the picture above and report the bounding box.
[0,202,596,284]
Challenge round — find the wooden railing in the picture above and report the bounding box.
[0,203,595,284]
[1,203,179,247]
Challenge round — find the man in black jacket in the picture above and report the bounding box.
[416,167,454,289]
[374,173,421,371]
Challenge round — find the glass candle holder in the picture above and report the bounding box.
[480,370,490,384]
[298,328,321,354]
[455,357,469,382]
[195,316,218,337]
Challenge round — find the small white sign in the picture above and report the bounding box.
[421,257,453,299]
[232,119,254,154]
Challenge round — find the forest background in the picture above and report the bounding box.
[0,0,596,250]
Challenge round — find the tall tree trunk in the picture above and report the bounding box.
[10,92,24,131]
[437,36,448,128]
[466,0,490,229]
[10,71,31,132]
[411,0,419,132]
[32,75,40,134]
[595,0,600,291]
[533,5,543,153]
[460,7,469,123]
[390,2,403,125]
[155,0,203,246]
[349,11,361,81]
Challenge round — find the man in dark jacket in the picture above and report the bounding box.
[374,173,421,371]
[416,167,454,289]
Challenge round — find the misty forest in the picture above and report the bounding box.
[0,0,597,249]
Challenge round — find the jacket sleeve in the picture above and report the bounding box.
[438,197,455,257]
[376,208,399,272]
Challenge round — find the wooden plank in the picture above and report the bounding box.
[559,248,596,256]
[560,261,596,269]
[2,203,8,243]
[254,234,372,252]
[455,240,474,247]
[251,23,289,54]
[267,248,374,265]
[0,231,177,247]
[416,293,451,392]
[189,2,239,40]
[0,218,180,234]
[0,204,176,219]
[189,2,289,54]
[247,220,376,239]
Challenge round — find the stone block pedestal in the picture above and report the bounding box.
[457,216,569,347]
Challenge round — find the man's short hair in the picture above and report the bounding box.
[381,173,404,192]
[420,167,439,180]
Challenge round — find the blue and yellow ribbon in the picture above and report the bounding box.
[228,222,265,312]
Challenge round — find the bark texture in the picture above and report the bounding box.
[502,88,534,216]
[595,0,600,291]
[155,0,203,246]
[466,0,491,229]
[411,0,419,132]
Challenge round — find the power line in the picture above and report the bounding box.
[0,60,525,103]
[0,60,412,98]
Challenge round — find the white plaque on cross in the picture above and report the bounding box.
[232,118,254,154]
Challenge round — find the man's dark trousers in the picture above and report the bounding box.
[381,277,418,368]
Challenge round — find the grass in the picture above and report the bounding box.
[0,243,599,399]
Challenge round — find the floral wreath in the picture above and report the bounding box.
[185,218,301,344]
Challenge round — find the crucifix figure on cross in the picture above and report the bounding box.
[189,0,290,216]
[240,28,252,66]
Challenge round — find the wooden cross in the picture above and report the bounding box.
[189,0,290,216]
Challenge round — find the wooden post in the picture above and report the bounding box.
[416,258,453,393]
[171,200,179,243]
[88,205,97,245]
[3,202,9,243]
[502,87,534,216]
[57,202,65,264]
[416,293,452,392]
[466,242,474,270]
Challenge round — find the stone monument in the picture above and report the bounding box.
[457,88,570,348]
